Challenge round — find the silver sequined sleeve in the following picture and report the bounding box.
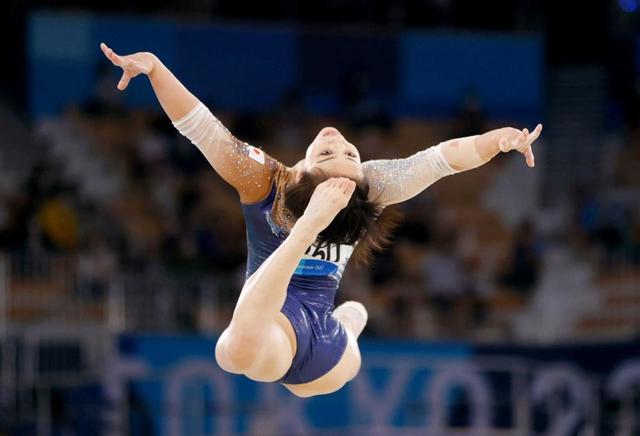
[362,143,458,206]
[172,102,279,200]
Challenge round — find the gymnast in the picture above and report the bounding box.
[100,42,542,398]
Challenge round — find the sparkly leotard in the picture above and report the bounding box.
[241,179,355,384]
[173,101,457,384]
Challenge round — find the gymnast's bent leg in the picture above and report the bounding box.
[215,221,318,382]
[217,177,355,387]
[334,301,367,379]
[282,301,367,397]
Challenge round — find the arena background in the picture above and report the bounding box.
[1,1,639,435]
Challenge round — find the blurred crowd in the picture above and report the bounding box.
[571,137,640,268]
[0,70,638,342]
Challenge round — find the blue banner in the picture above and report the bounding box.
[28,12,542,122]
[399,31,543,120]
[106,335,640,435]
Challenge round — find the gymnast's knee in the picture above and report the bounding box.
[215,330,261,373]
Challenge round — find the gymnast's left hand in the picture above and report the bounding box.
[498,124,543,168]
[100,42,156,91]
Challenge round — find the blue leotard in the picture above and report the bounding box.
[241,180,354,384]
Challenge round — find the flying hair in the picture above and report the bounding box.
[283,168,402,266]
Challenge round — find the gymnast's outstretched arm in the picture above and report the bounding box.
[100,43,279,204]
[362,125,543,206]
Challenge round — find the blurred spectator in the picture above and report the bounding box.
[571,185,600,248]
[77,231,117,299]
[132,110,170,166]
[593,203,628,266]
[395,197,437,246]
[421,229,478,337]
[394,240,429,334]
[499,219,542,296]
[368,247,398,287]
[36,190,80,253]
[147,163,181,223]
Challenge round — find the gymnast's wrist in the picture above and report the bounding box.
[145,52,161,77]
[290,218,321,245]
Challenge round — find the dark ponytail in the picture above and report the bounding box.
[283,169,402,266]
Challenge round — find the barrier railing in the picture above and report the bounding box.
[0,253,229,433]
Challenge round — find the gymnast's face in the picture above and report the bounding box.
[302,127,364,182]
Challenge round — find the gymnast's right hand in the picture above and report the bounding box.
[100,42,156,91]
[297,177,356,234]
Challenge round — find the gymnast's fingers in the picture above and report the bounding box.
[101,43,124,67]
[523,146,535,167]
[522,128,531,150]
[342,179,356,196]
[117,72,131,91]
[529,123,543,143]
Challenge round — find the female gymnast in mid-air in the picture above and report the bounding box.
[101,42,542,398]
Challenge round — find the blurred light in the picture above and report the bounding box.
[619,0,637,13]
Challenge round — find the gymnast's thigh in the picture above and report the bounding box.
[241,313,297,383]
